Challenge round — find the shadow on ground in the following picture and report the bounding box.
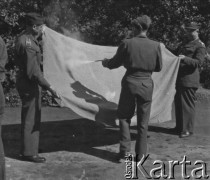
[2,119,137,163]
[129,124,177,135]
[148,125,177,135]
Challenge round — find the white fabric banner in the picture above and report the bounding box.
[42,27,180,126]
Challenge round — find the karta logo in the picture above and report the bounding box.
[124,154,209,179]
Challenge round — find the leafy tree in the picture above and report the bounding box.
[1,0,210,105]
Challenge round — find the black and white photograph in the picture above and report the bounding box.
[0,0,210,179]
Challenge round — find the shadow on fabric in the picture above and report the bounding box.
[71,81,118,126]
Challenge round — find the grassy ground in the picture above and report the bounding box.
[2,98,210,179]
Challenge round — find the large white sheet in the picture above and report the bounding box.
[42,27,180,126]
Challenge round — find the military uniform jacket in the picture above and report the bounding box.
[106,35,162,76]
[176,38,206,88]
[0,36,8,82]
[15,31,50,90]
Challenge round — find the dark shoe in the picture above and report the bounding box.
[170,127,181,134]
[38,148,43,153]
[116,151,131,163]
[20,155,46,163]
[179,131,193,138]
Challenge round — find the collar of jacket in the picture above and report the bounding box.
[136,34,147,38]
[183,39,200,49]
[27,33,39,46]
[184,37,199,45]
[24,29,39,42]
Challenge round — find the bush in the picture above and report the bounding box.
[200,55,210,89]
[2,0,210,107]
[4,88,58,107]
[4,89,21,107]
[41,91,59,107]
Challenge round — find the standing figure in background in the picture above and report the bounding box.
[102,15,162,162]
[15,12,59,163]
[174,22,206,138]
[0,20,8,179]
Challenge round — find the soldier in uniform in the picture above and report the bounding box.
[174,22,206,138]
[15,13,60,163]
[0,17,9,180]
[102,15,162,162]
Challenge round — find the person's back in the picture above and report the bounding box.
[102,15,162,163]
[123,36,161,75]
[103,19,162,76]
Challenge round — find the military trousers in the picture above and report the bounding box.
[17,80,41,156]
[175,86,197,133]
[117,76,153,159]
[0,83,5,180]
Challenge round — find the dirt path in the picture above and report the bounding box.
[2,105,210,180]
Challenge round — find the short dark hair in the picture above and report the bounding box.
[131,15,152,31]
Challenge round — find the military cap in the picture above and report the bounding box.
[131,15,152,30]
[184,22,200,30]
[25,12,44,26]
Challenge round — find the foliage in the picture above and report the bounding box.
[200,55,210,89]
[41,90,59,107]
[4,89,21,107]
[42,0,210,47]
[1,0,210,106]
